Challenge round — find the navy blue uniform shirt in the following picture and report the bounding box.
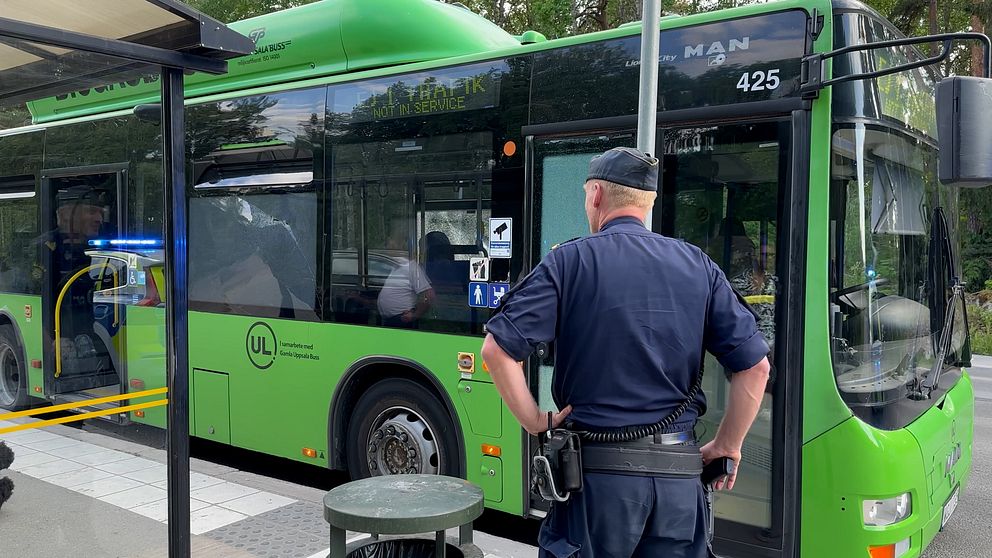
[485,216,769,429]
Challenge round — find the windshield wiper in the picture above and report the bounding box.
[909,282,963,400]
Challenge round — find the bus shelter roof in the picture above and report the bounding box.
[0,0,254,105]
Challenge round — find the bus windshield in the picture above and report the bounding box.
[828,10,962,429]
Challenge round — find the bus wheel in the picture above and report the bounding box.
[0,326,30,410]
[347,378,459,479]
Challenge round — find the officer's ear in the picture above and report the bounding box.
[588,181,604,209]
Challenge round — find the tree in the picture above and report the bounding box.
[185,0,318,23]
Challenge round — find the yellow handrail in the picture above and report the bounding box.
[54,262,119,378]
[112,266,119,327]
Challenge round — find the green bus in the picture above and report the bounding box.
[0,0,982,556]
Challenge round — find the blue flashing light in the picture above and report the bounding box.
[88,238,163,248]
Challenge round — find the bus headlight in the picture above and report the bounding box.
[863,493,912,526]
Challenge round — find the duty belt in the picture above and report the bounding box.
[581,432,703,477]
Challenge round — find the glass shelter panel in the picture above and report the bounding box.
[0,55,169,557]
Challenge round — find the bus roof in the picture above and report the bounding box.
[26,0,521,123]
[24,0,837,125]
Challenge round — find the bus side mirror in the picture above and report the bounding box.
[937,77,992,188]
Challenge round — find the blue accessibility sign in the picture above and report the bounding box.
[468,282,489,308]
[488,283,509,309]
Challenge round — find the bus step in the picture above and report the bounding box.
[51,393,131,426]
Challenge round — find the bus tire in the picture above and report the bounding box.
[346,377,459,479]
[0,325,30,411]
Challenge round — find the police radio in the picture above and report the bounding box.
[532,412,582,502]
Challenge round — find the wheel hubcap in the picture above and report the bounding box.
[367,406,440,475]
[0,344,21,407]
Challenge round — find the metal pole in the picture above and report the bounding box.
[637,0,661,229]
[162,66,191,558]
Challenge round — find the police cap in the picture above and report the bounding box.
[59,185,110,207]
[586,147,659,191]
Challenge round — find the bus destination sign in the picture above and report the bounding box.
[335,61,505,124]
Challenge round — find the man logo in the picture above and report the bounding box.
[246,322,277,370]
[248,28,266,44]
[685,37,750,59]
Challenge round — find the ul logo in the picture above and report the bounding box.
[246,322,277,370]
[248,28,266,44]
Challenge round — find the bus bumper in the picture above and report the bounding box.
[801,374,974,558]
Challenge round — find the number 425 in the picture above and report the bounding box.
[737,69,781,92]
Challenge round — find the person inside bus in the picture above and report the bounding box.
[41,185,114,375]
[424,231,462,289]
[719,217,777,349]
[376,220,435,329]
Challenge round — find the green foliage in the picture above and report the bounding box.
[959,187,992,292]
[185,0,318,23]
[966,301,992,354]
[0,104,31,131]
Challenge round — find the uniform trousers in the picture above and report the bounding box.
[538,472,709,558]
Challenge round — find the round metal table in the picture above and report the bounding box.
[323,475,484,558]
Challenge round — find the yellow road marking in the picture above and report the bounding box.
[0,387,167,421]
[0,399,167,435]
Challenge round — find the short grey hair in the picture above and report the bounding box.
[591,179,658,210]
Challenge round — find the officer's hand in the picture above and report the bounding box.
[527,405,572,435]
[700,441,740,491]
[550,405,572,429]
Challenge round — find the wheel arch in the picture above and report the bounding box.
[0,310,28,367]
[327,355,467,478]
[0,308,32,407]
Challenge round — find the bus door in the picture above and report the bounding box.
[525,128,636,501]
[527,122,796,557]
[40,165,128,398]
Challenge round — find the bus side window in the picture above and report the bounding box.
[186,88,323,320]
[327,134,495,334]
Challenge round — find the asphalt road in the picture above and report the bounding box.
[923,355,992,558]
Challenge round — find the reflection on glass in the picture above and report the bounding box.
[829,9,965,431]
[530,10,807,123]
[828,123,952,428]
[189,191,318,319]
[194,171,314,190]
[186,90,322,320]
[0,175,38,295]
[328,133,493,333]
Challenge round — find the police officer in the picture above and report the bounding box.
[481,147,771,557]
